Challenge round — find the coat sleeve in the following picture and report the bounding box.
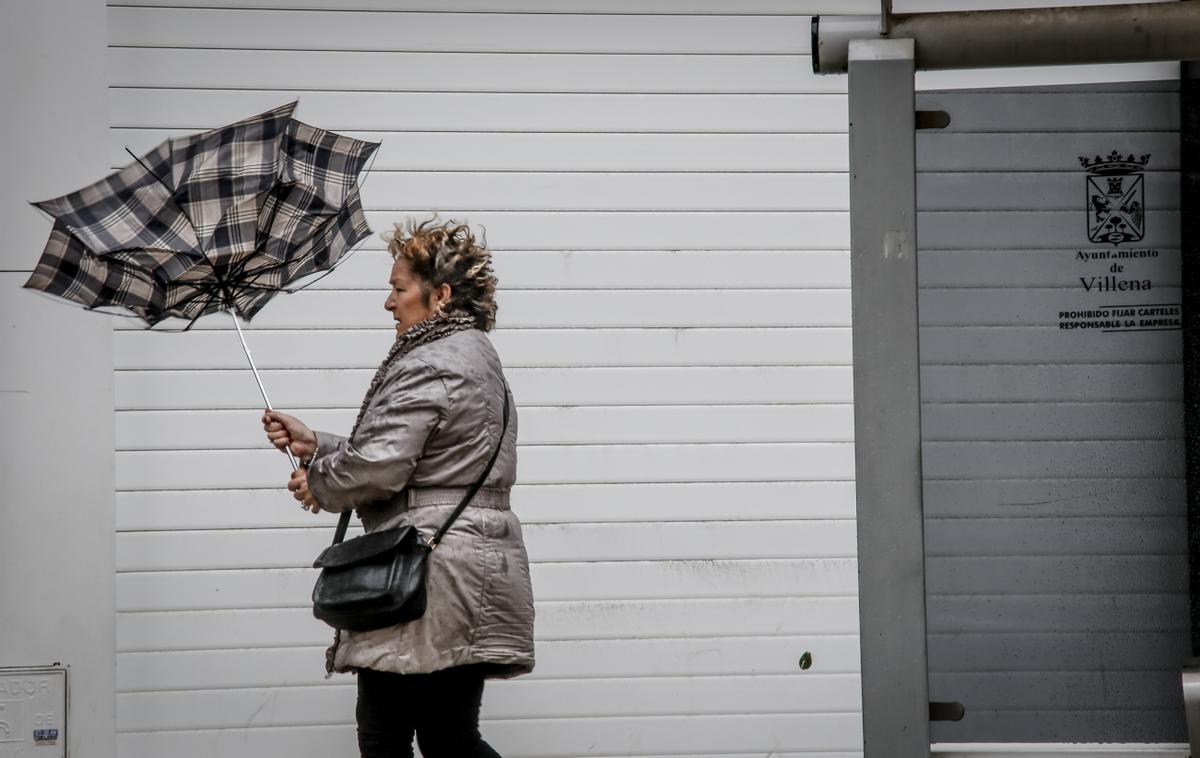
[306,359,447,513]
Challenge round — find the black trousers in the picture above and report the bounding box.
[355,664,502,758]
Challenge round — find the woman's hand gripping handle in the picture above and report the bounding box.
[262,410,323,513]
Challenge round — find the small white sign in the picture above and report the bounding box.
[0,668,66,758]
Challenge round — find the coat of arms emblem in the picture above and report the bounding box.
[1079,150,1149,245]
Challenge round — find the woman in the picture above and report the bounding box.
[262,218,534,758]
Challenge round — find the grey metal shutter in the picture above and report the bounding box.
[917,81,1188,743]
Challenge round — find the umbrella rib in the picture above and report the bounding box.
[224,257,279,297]
[184,285,226,331]
[281,248,356,293]
[124,146,197,233]
[158,281,225,329]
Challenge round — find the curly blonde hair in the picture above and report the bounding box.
[384,216,498,331]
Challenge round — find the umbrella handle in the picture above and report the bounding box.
[231,311,299,471]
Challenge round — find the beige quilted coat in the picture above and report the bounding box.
[306,329,534,679]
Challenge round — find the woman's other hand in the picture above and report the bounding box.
[288,468,323,513]
[262,409,317,460]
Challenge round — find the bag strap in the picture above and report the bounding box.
[429,386,510,550]
[329,384,510,549]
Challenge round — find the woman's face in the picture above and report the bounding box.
[385,258,437,334]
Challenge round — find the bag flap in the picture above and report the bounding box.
[314,525,419,569]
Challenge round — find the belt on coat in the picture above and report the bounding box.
[406,487,511,511]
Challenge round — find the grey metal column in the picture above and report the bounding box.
[848,38,930,758]
[1181,59,1200,755]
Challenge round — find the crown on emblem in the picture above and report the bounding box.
[1078,150,1150,174]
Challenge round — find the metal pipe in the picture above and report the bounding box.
[814,2,1200,74]
[1182,59,1200,658]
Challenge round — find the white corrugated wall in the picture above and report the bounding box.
[109,2,864,756]
[103,1,1180,756]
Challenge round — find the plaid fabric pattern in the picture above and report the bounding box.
[170,101,296,252]
[25,222,163,314]
[34,140,200,261]
[157,187,370,324]
[258,118,377,263]
[25,102,379,328]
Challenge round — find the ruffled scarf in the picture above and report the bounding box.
[350,310,477,436]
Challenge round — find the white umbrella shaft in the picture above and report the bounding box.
[230,311,299,470]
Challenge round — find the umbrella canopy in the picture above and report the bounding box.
[154,185,370,325]
[23,104,380,465]
[24,102,379,327]
[24,221,166,313]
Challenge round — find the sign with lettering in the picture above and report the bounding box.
[0,668,66,758]
[1057,151,1180,334]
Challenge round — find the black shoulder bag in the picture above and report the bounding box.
[311,391,510,632]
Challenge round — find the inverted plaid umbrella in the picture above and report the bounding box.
[24,103,379,453]
[32,102,298,286]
